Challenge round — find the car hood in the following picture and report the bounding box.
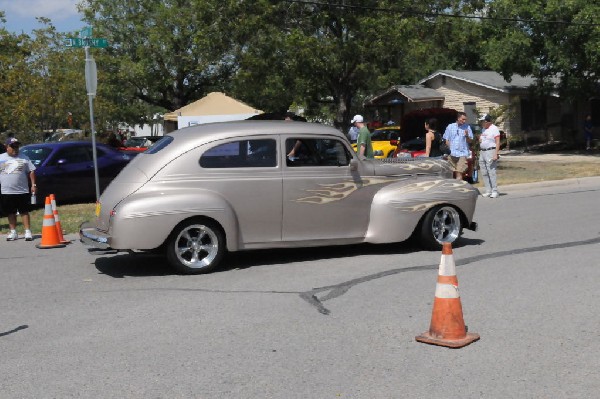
[371,158,453,178]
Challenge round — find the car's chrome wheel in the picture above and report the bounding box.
[166,219,225,274]
[419,205,462,250]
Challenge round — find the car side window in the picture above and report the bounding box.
[286,138,351,167]
[200,139,277,168]
[52,146,92,165]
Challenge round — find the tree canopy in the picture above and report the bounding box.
[1,0,599,138]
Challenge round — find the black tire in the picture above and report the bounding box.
[418,205,462,250]
[166,218,225,274]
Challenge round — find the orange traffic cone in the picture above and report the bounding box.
[415,242,479,348]
[36,196,66,249]
[49,194,70,244]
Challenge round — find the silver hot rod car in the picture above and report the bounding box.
[81,121,478,274]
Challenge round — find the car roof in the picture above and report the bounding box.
[169,120,343,146]
[22,141,108,149]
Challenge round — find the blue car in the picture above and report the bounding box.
[20,141,135,204]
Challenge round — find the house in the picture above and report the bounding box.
[363,85,445,125]
[418,70,583,142]
[163,92,263,133]
[368,70,596,144]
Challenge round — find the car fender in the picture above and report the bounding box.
[108,188,241,251]
[365,178,477,243]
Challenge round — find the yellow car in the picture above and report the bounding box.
[352,126,400,158]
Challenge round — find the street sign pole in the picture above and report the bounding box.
[66,26,107,202]
[84,45,100,201]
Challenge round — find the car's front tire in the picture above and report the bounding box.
[419,205,462,250]
[166,218,225,274]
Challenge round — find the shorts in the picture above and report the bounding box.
[0,193,32,215]
[448,156,468,173]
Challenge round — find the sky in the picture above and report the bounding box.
[0,0,84,34]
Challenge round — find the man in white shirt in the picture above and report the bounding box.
[0,138,37,241]
[478,114,501,198]
[347,125,359,143]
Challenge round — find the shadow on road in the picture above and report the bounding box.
[93,237,484,278]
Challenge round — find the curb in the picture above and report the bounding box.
[479,175,600,194]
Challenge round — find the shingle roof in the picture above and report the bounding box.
[418,70,541,92]
[366,85,444,105]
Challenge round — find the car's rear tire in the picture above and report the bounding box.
[419,205,462,250]
[166,218,225,274]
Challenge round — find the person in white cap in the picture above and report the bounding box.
[478,114,501,198]
[351,114,373,159]
[0,137,37,241]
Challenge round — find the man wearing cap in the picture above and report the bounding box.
[478,114,501,198]
[0,138,37,241]
[352,114,373,159]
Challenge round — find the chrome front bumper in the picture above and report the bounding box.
[79,221,111,250]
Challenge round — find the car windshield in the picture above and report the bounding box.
[20,146,53,166]
[371,129,399,141]
[124,137,146,147]
[144,136,173,154]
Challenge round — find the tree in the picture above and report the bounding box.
[481,0,600,100]
[80,0,237,113]
[228,1,488,129]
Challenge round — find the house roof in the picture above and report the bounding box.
[163,92,262,121]
[365,85,444,106]
[418,70,544,93]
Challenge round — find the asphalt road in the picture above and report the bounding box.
[1,176,599,398]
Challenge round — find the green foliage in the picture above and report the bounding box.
[1,0,600,137]
[481,0,600,100]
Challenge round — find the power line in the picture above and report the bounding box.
[284,0,600,27]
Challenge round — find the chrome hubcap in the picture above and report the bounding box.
[431,206,461,243]
[175,224,219,269]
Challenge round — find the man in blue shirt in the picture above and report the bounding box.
[443,112,473,180]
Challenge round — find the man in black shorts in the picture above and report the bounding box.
[0,138,37,241]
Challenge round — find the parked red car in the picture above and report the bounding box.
[392,136,479,184]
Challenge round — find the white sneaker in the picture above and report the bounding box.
[6,231,18,241]
[481,192,491,197]
[24,230,33,241]
[490,192,499,198]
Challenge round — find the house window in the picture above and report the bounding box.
[521,98,547,131]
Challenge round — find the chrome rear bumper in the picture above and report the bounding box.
[79,221,111,250]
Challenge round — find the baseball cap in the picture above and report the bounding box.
[351,115,364,123]
[479,114,492,122]
[6,137,21,146]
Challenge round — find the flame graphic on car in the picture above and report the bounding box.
[295,178,471,205]
[295,177,392,204]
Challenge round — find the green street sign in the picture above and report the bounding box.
[65,37,108,48]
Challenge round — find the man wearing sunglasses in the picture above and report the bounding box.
[0,137,37,241]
